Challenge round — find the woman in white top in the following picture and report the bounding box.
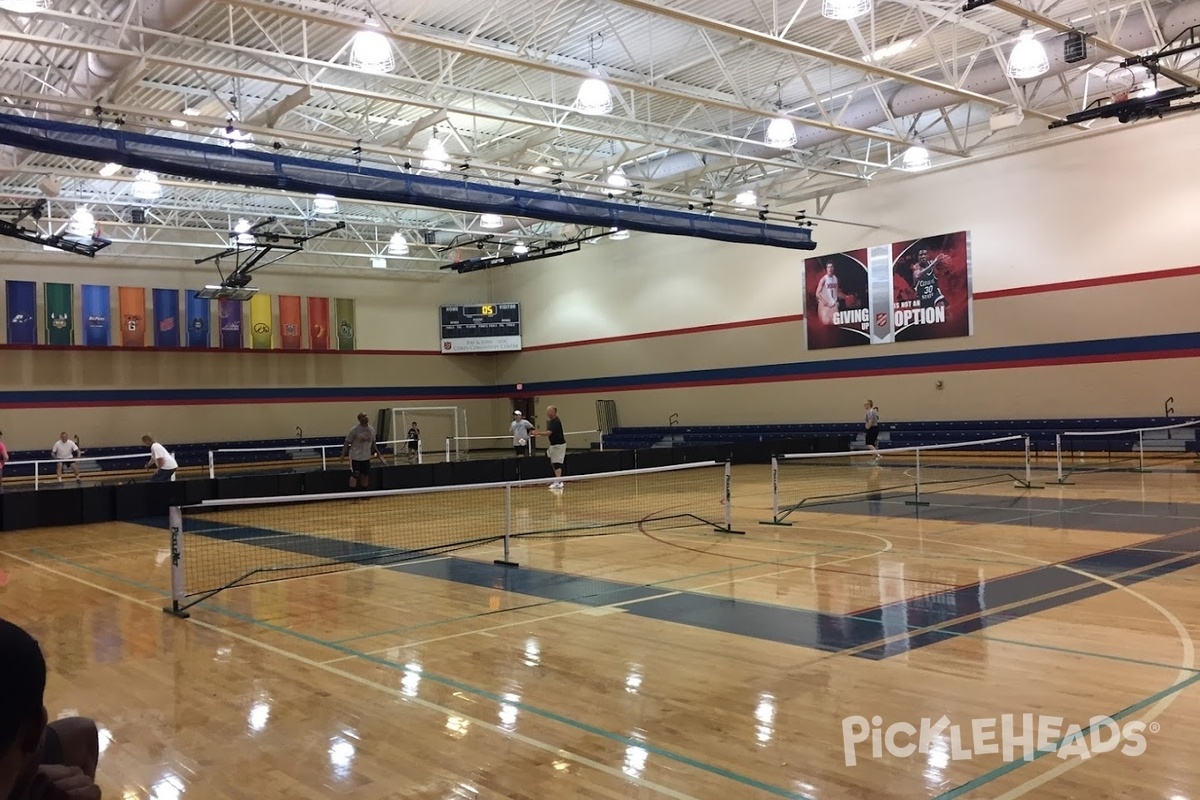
[50,431,81,482]
[142,434,178,482]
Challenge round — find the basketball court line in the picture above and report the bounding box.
[15,544,1198,799]
[925,543,1198,799]
[330,542,862,644]
[6,550,811,800]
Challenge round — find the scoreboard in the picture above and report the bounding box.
[439,303,521,353]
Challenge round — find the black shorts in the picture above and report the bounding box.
[865,428,879,446]
[351,459,371,475]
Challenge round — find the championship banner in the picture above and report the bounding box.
[152,288,180,348]
[278,295,302,350]
[218,298,243,349]
[185,291,210,349]
[335,298,356,351]
[805,231,971,350]
[44,282,74,345]
[5,280,36,344]
[82,285,111,347]
[118,287,146,347]
[249,293,273,350]
[307,297,330,351]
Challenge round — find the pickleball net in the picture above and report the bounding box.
[1055,419,1200,483]
[166,460,734,615]
[763,436,1034,524]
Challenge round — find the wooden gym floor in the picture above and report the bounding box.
[3,462,1200,799]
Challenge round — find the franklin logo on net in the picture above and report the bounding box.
[841,714,1156,767]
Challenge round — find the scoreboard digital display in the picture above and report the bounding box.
[440,303,521,353]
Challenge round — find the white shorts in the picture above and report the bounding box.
[547,444,567,464]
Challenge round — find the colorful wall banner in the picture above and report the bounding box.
[805,231,972,350]
[5,280,36,345]
[81,285,111,347]
[218,299,243,349]
[308,297,330,351]
[152,288,180,348]
[249,293,273,350]
[279,295,302,350]
[44,282,74,345]
[118,287,146,347]
[186,291,210,349]
[335,298,356,351]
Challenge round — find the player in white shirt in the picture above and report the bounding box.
[141,434,178,482]
[50,431,81,482]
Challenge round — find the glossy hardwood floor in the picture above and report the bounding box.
[3,463,1199,799]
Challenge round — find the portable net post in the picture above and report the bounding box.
[164,506,189,618]
[207,451,215,480]
[714,460,744,534]
[1055,434,1069,484]
[905,448,928,507]
[760,457,792,525]
[494,484,518,567]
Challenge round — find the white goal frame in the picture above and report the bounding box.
[390,406,469,461]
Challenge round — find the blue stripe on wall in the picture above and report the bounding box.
[2,331,1198,408]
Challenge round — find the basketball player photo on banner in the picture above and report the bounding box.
[804,231,972,350]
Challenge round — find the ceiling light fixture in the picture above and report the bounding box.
[0,0,48,14]
[169,118,187,128]
[349,19,395,74]
[512,241,529,255]
[480,214,504,229]
[901,145,931,171]
[421,134,449,172]
[68,207,95,238]
[1007,24,1049,79]
[734,189,757,206]
[609,228,629,240]
[98,162,121,177]
[822,0,872,21]
[764,83,796,149]
[575,33,613,115]
[131,170,162,200]
[313,194,339,214]
[388,231,409,255]
[606,167,630,195]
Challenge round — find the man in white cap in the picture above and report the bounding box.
[510,410,534,457]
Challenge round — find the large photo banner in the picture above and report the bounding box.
[805,231,971,350]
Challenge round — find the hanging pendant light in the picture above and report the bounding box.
[131,170,162,200]
[606,167,630,195]
[388,232,409,255]
[349,18,394,74]
[422,134,450,171]
[68,207,95,238]
[313,194,339,214]
[821,0,872,21]
[734,189,758,206]
[901,145,931,171]
[575,33,613,115]
[1007,25,1049,79]
[765,117,796,149]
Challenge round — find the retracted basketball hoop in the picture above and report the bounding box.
[1106,66,1136,104]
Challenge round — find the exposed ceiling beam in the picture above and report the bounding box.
[247,85,312,128]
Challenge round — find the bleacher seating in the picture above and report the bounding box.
[602,417,1196,454]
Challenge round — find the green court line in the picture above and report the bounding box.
[932,669,1200,799]
[26,549,812,800]
[332,543,860,644]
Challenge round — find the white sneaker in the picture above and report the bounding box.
[549,481,563,490]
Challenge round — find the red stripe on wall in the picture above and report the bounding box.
[538,347,1200,396]
[522,313,806,352]
[975,264,1200,300]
